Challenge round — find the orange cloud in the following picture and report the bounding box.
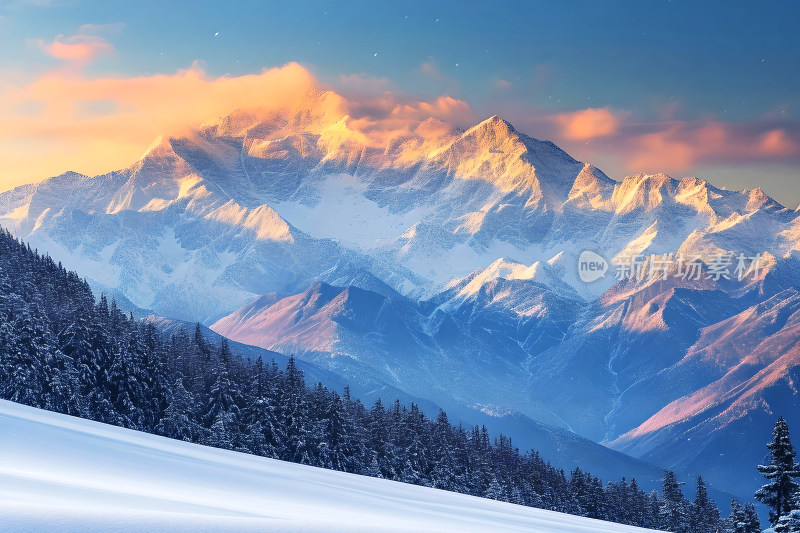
[0,62,477,191]
[553,107,621,140]
[508,105,800,181]
[759,129,796,155]
[620,121,800,174]
[0,62,323,189]
[39,34,114,64]
[2,43,797,195]
[626,127,697,171]
[345,94,472,145]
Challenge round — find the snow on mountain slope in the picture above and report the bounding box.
[0,160,417,323]
[4,95,800,508]
[2,97,798,316]
[0,400,656,533]
[209,281,673,489]
[211,279,583,429]
[606,288,800,497]
[214,281,540,414]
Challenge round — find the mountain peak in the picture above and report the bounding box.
[745,186,784,212]
[465,115,517,138]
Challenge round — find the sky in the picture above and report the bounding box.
[1,0,799,206]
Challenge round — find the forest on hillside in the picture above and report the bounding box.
[0,228,762,532]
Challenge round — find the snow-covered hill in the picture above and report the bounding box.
[0,400,656,533]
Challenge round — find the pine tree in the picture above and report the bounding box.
[756,417,800,525]
[321,391,353,472]
[107,325,146,429]
[773,485,800,533]
[659,470,688,533]
[431,410,458,491]
[485,475,505,501]
[280,357,314,464]
[628,478,647,526]
[727,499,744,533]
[741,502,761,533]
[368,399,392,479]
[250,357,284,456]
[690,476,722,533]
[202,339,242,439]
[0,299,43,406]
[400,403,430,485]
[775,510,800,532]
[155,378,199,442]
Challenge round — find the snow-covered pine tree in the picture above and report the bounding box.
[368,399,392,479]
[320,390,354,472]
[107,323,147,429]
[280,356,314,465]
[155,378,199,442]
[139,321,170,431]
[742,502,761,533]
[725,499,760,533]
[202,338,243,444]
[726,499,744,533]
[430,410,458,491]
[773,484,800,533]
[467,425,492,496]
[485,475,505,501]
[690,476,722,533]
[627,478,650,527]
[399,403,430,485]
[0,295,42,406]
[604,478,630,525]
[659,470,689,533]
[775,509,800,532]
[756,417,800,525]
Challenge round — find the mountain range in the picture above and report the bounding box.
[3,91,799,501]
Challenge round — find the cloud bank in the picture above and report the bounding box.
[1,34,798,194]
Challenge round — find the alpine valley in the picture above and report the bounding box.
[3,91,800,504]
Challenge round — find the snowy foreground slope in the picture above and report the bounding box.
[0,400,655,533]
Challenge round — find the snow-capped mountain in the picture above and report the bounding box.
[3,92,800,503]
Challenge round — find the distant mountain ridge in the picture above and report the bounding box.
[2,94,800,502]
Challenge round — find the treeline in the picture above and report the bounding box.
[0,228,758,531]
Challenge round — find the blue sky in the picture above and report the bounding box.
[1,0,799,205]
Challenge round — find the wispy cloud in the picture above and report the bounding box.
[502,104,800,178]
[621,119,800,173]
[418,57,460,94]
[8,0,69,7]
[552,108,622,141]
[420,58,446,82]
[36,33,114,65]
[77,22,126,36]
